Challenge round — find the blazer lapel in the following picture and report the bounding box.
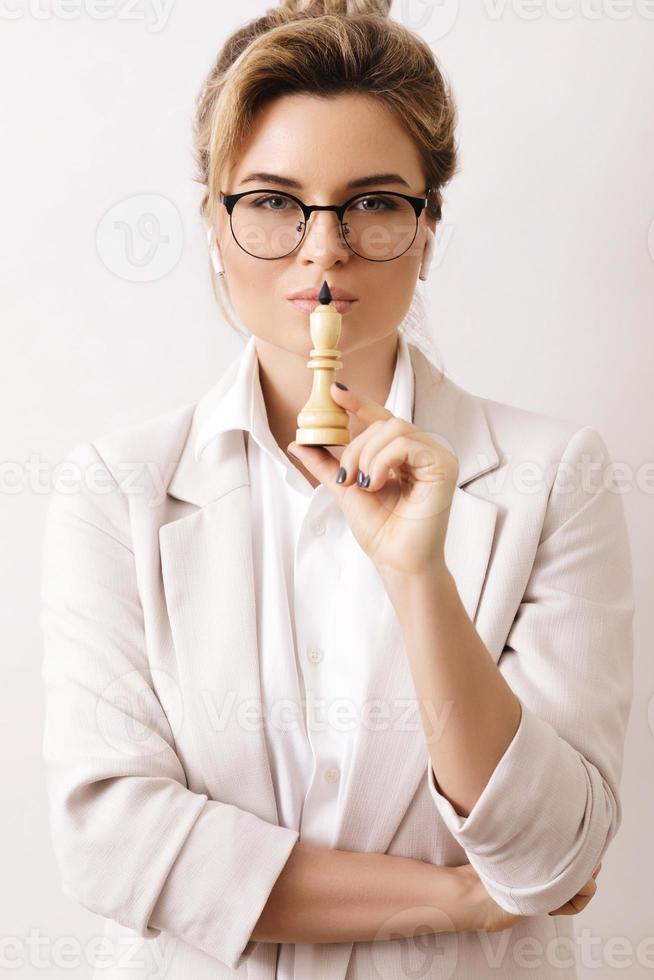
[159,351,281,826]
[158,340,501,880]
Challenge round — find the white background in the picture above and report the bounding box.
[1,1,653,976]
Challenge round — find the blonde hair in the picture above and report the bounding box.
[193,0,458,364]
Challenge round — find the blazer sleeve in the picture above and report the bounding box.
[39,441,299,972]
[426,425,635,916]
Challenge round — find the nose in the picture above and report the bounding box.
[297,208,351,266]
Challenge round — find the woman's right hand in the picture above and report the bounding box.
[455,861,602,933]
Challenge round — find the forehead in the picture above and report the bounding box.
[227,92,425,193]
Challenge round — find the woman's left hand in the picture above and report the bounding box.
[286,382,459,577]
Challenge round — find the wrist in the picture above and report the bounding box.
[377,560,451,593]
[431,864,483,932]
[443,864,487,934]
[377,562,455,620]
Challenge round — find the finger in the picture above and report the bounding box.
[569,892,592,912]
[357,423,438,484]
[549,895,591,916]
[330,382,394,426]
[548,877,597,916]
[338,417,411,488]
[365,431,458,493]
[362,434,440,493]
[549,902,573,916]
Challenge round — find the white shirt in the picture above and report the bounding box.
[194,332,415,979]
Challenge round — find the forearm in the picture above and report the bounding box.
[381,565,522,819]
[251,841,474,944]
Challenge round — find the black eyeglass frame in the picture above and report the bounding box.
[218,187,432,262]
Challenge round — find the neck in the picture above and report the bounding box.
[255,331,401,455]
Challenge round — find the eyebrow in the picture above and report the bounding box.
[237,171,412,191]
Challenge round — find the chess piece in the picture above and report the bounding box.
[295,281,351,447]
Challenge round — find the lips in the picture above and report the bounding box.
[286,285,358,302]
[289,297,356,314]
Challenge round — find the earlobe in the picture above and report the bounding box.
[418,226,436,282]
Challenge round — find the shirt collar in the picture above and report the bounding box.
[194,331,414,465]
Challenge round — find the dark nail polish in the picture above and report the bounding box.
[335,381,349,390]
[363,474,371,488]
[357,470,364,486]
[335,466,347,484]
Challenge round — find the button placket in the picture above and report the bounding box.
[295,496,345,846]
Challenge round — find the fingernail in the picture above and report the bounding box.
[334,382,349,390]
[357,470,365,486]
[335,466,347,484]
[363,474,371,488]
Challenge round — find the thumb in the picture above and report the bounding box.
[287,441,344,489]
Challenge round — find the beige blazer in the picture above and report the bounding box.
[40,342,635,980]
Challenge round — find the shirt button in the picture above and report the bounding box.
[324,766,340,784]
[307,647,324,664]
[310,517,326,536]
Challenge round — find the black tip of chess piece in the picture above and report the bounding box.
[318,280,332,306]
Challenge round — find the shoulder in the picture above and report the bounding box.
[477,389,603,465]
[80,352,243,496]
[93,400,196,482]
[45,398,200,547]
[410,344,608,486]
[58,399,196,493]
[469,387,620,541]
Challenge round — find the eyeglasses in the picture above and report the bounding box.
[219,188,431,262]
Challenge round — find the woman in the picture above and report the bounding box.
[40,1,633,978]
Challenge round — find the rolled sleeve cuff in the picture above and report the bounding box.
[426,701,601,914]
[426,699,537,846]
[149,801,300,971]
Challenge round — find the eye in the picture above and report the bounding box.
[352,196,397,212]
[253,195,290,210]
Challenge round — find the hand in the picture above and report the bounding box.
[455,862,602,933]
[546,862,602,916]
[286,383,459,576]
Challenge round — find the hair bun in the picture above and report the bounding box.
[277,0,392,17]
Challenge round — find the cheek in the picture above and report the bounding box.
[224,247,274,305]
[368,263,417,314]
[224,256,296,344]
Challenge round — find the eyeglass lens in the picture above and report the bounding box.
[230,192,419,261]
